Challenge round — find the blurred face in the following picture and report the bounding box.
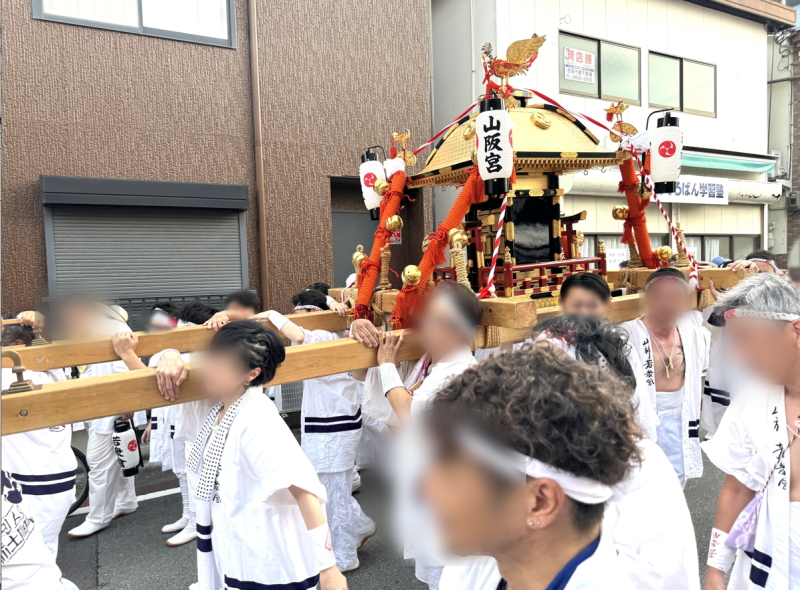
[227,301,257,317]
[418,294,467,360]
[726,318,800,386]
[644,279,691,324]
[560,286,611,317]
[56,299,98,339]
[199,349,259,400]
[423,451,527,557]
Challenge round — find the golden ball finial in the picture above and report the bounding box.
[448,228,469,249]
[402,265,422,286]
[373,178,389,196]
[656,246,673,262]
[352,245,367,268]
[386,215,404,233]
[612,205,629,221]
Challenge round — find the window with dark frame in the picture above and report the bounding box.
[32,0,237,48]
[648,52,716,117]
[558,32,641,105]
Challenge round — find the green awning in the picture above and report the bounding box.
[682,153,775,173]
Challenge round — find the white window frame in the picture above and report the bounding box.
[648,52,716,118]
[32,0,237,49]
[558,32,641,106]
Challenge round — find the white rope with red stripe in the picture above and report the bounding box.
[412,102,478,156]
[478,194,508,299]
[635,160,700,290]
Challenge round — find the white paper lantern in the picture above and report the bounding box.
[359,159,386,210]
[112,419,142,477]
[649,124,683,184]
[476,109,513,182]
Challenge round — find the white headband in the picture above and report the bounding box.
[293,305,323,313]
[644,275,690,292]
[748,258,780,273]
[457,429,612,505]
[177,320,196,328]
[723,308,800,322]
[150,309,176,328]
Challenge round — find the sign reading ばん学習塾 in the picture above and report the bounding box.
[656,175,729,205]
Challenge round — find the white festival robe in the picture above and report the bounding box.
[1,368,76,558]
[622,317,710,481]
[702,384,796,590]
[298,329,364,474]
[393,347,477,587]
[192,389,327,590]
[439,533,636,590]
[1,471,78,590]
[606,439,700,590]
[147,354,186,475]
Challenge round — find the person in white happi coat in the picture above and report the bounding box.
[558,273,660,440]
[2,470,79,590]
[1,321,76,558]
[367,281,481,590]
[621,268,710,487]
[701,274,800,590]
[254,289,375,573]
[425,346,640,590]
[185,321,348,590]
[68,303,146,538]
[147,300,222,547]
[531,315,700,589]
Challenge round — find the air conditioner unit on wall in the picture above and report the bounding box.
[789,191,800,214]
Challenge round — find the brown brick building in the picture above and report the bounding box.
[1,0,433,323]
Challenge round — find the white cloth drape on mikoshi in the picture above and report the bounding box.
[702,384,796,590]
[621,317,709,482]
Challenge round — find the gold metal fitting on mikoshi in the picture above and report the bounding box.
[635,182,652,200]
[373,178,389,196]
[448,228,469,248]
[385,215,404,233]
[402,265,422,286]
[531,111,552,129]
[611,205,629,220]
[401,151,417,167]
[352,246,368,267]
[656,246,674,262]
[575,231,585,247]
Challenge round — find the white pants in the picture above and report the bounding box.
[791,502,800,590]
[86,425,137,525]
[318,468,375,571]
[655,403,686,488]
[26,489,72,556]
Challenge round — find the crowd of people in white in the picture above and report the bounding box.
[2,251,799,590]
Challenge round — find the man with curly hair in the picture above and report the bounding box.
[429,345,639,589]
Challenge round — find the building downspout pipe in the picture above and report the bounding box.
[248,0,271,308]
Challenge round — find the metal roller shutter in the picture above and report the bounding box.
[49,205,245,297]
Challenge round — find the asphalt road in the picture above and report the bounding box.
[58,432,725,590]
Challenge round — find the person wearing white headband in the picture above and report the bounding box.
[363,281,482,590]
[532,316,700,590]
[428,345,640,590]
[252,288,375,574]
[68,301,147,538]
[185,320,347,590]
[701,273,800,590]
[621,267,710,488]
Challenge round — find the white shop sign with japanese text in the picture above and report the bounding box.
[656,175,729,205]
[563,47,596,84]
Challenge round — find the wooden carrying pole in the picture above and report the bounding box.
[1,293,671,435]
